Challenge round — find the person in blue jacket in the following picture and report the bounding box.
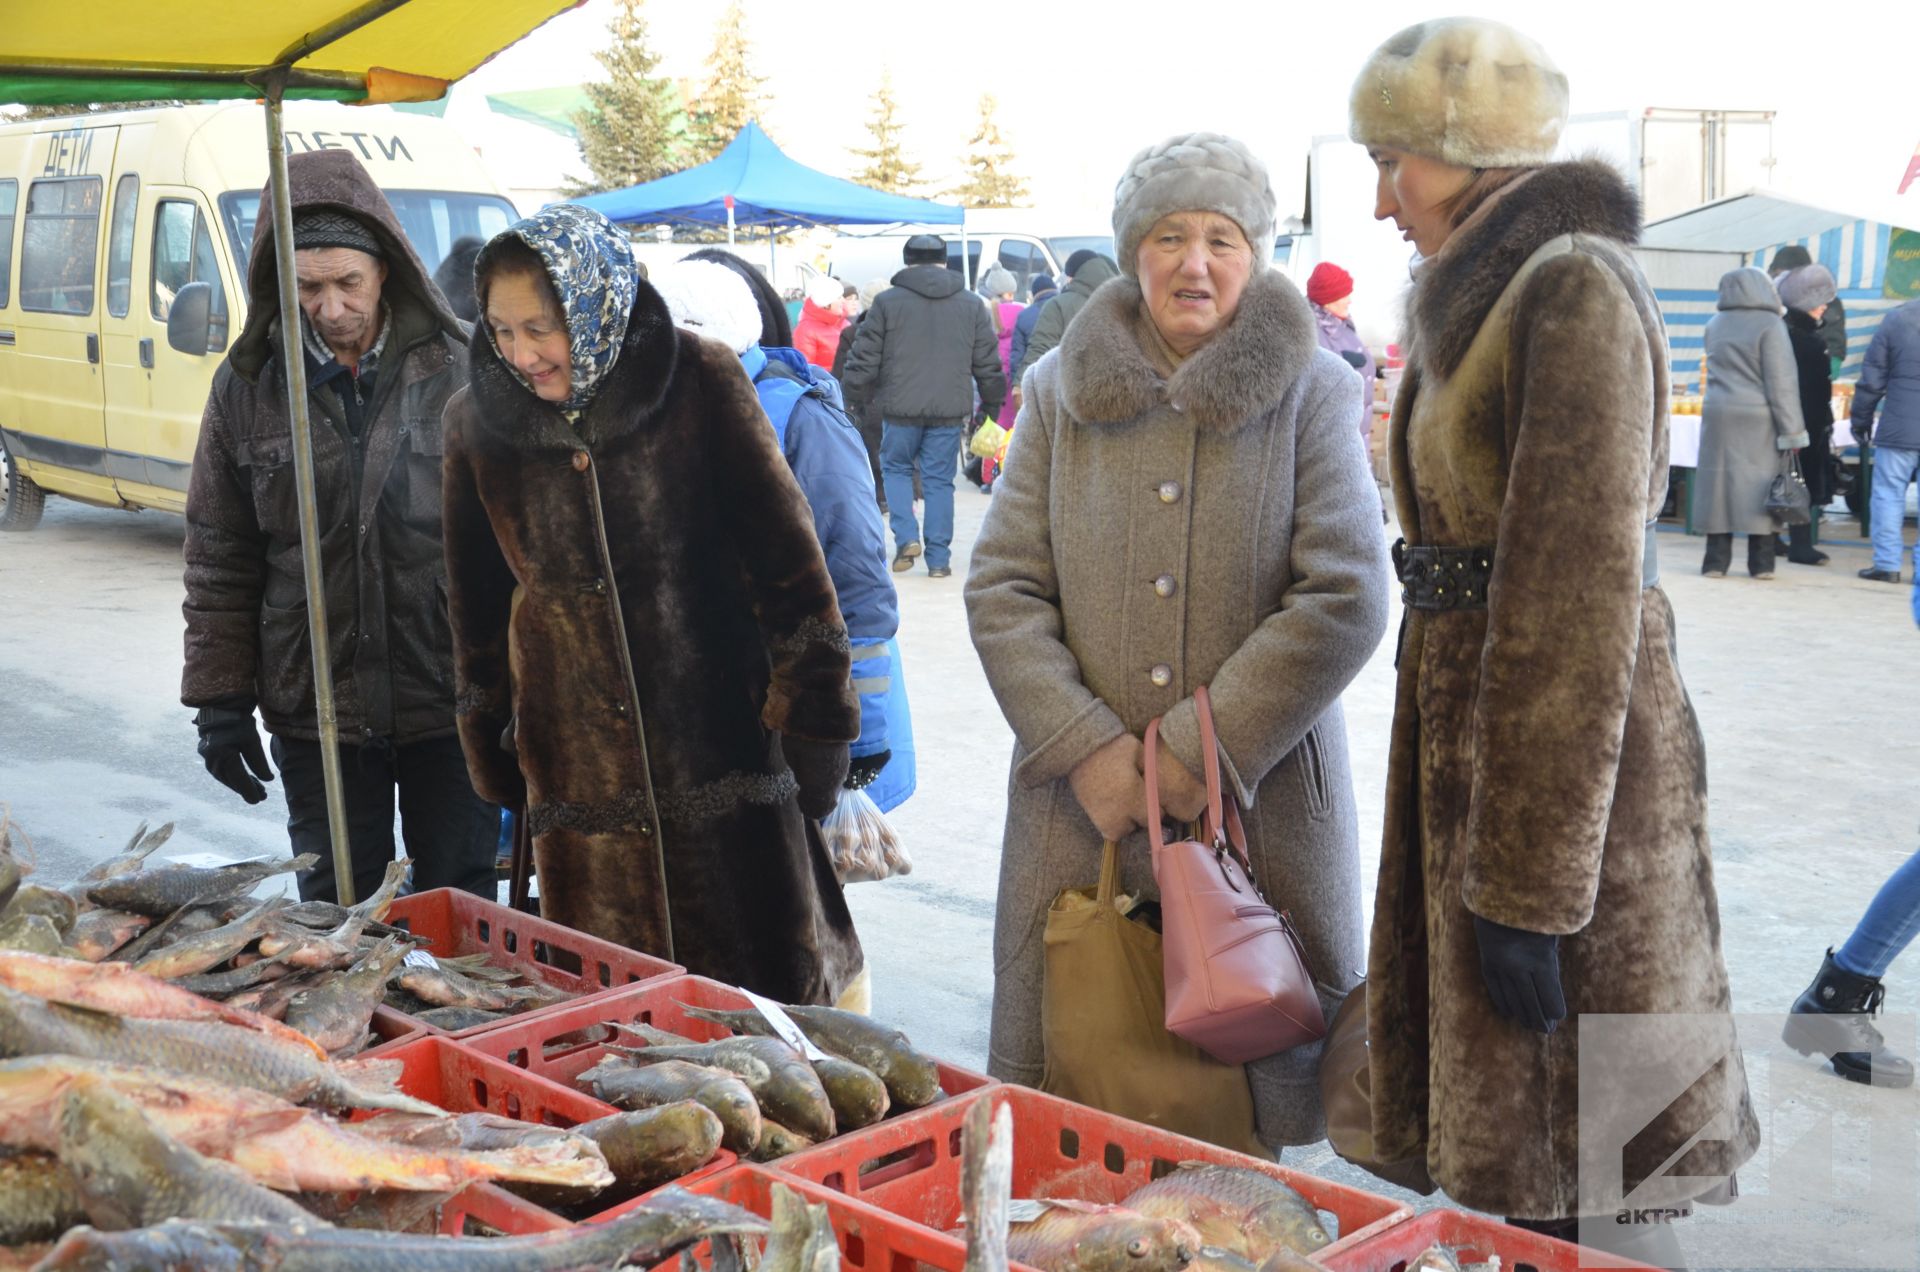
[653,256,915,812]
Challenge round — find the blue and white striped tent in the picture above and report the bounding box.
[1637,192,1916,394]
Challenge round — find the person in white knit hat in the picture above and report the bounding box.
[1348,18,1757,1263]
[965,131,1390,1154]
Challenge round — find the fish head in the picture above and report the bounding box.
[56,1083,171,1227]
[1074,1213,1200,1272]
[1247,1198,1331,1257]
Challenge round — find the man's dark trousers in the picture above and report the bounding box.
[272,733,498,904]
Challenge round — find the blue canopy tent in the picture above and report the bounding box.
[572,122,970,282]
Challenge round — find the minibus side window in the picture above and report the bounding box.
[0,181,16,308]
[152,199,228,350]
[20,177,102,315]
[106,174,138,319]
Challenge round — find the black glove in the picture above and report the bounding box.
[195,703,275,805]
[845,750,892,791]
[1855,421,1873,449]
[1474,914,1567,1034]
[784,737,850,819]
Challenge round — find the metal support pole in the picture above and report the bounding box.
[264,81,356,905]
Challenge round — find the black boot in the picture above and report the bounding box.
[1787,522,1829,565]
[1782,949,1915,1087]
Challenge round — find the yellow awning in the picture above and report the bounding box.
[0,0,583,104]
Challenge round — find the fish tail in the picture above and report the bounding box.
[330,1058,445,1116]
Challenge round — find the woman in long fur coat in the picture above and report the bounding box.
[441,205,865,1005]
[1348,18,1758,1253]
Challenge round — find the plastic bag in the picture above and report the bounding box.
[968,417,1008,459]
[821,787,912,884]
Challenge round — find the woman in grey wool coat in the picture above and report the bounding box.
[964,132,1391,1152]
[1696,266,1808,578]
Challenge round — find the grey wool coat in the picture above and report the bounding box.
[964,268,1392,1150]
[1695,268,1808,535]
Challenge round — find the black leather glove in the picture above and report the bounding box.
[1855,421,1873,449]
[1474,914,1567,1034]
[846,750,892,791]
[784,737,850,819]
[195,702,275,805]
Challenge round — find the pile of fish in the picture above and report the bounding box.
[27,1184,769,1272]
[0,824,566,1055]
[946,1098,1336,1272]
[577,1002,947,1164]
[954,1163,1336,1272]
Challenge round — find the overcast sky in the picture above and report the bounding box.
[466,0,1915,225]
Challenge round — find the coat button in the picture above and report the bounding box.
[1170,400,1185,414]
[1158,480,1182,503]
[593,579,607,594]
[613,701,628,715]
[1149,663,1173,688]
[572,451,591,472]
[1154,574,1177,598]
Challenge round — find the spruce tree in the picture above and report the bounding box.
[684,0,767,163]
[950,95,1028,208]
[567,0,680,196]
[850,73,921,195]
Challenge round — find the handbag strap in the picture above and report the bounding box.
[1144,686,1253,874]
[1096,839,1122,906]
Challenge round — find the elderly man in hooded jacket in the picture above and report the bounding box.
[181,149,497,905]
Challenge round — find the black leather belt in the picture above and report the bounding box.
[1393,540,1493,610]
[1393,522,1660,612]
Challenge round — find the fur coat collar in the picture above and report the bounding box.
[1411,158,1642,378]
[465,280,682,454]
[1058,269,1317,433]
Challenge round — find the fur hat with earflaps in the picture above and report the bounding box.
[1349,18,1569,169]
[1111,132,1276,278]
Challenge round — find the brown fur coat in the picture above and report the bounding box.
[1366,160,1759,1219]
[441,281,862,1004]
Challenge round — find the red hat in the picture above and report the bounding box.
[1307,262,1354,306]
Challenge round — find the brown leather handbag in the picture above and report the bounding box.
[1319,982,1438,1195]
[1145,686,1325,1065]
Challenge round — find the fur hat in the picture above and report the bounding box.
[1111,132,1276,278]
[1777,264,1838,312]
[904,234,946,264]
[652,259,764,355]
[1348,18,1569,168]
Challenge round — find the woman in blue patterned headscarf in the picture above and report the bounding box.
[442,207,869,1007]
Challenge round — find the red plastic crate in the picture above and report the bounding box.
[436,1184,572,1236]
[1319,1209,1661,1271]
[462,973,993,1106]
[354,1036,734,1223]
[592,1163,980,1272]
[773,1086,1412,1262]
[381,888,681,1038]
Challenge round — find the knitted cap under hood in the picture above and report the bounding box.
[475,204,639,413]
[229,148,464,383]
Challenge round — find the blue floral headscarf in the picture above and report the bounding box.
[481,204,639,412]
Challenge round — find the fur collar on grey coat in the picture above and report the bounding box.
[1411,158,1642,378]
[1058,270,1319,432]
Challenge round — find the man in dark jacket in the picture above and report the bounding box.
[181,149,497,905]
[1012,250,1119,384]
[1006,271,1057,409]
[839,235,1005,578]
[1855,296,1920,582]
[1778,265,1838,566]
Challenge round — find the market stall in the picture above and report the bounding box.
[1639,189,1920,531]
